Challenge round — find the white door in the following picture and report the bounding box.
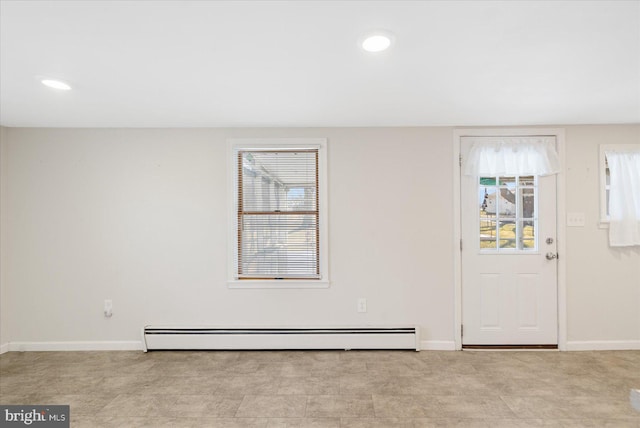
[461,137,558,345]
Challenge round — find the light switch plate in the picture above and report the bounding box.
[567,212,586,227]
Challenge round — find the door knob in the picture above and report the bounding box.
[545,252,558,260]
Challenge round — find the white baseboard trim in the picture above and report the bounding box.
[566,340,640,351]
[7,340,634,352]
[6,341,143,352]
[420,340,456,351]
[2,340,456,352]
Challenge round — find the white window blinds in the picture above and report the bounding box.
[604,148,640,247]
[464,137,560,177]
[237,149,320,279]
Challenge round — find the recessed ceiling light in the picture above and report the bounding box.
[361,33,392,53]
[41,79,72,90]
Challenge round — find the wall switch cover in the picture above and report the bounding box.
[567,212,586,227]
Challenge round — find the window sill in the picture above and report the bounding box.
[227,280,331,289]
[599,220,610,229]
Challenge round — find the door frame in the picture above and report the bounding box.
[453,128,567,351]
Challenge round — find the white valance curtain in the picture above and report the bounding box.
[464,137,561,177]
[605,148,640,247]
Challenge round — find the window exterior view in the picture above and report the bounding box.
[237,149,320,280]
[478,175,537,251]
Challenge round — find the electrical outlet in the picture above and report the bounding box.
[357,298,367,313]
[104,300,113,318]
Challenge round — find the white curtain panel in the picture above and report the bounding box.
[464,137,561,177]
[605,149,640,247]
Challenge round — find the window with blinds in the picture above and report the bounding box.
[237,149,320,280]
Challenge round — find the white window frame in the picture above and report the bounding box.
[227,138,330,289]
[599,144,640,228]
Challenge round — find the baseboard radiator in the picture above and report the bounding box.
[143,326,420,351]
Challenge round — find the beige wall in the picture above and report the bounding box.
[0,126,8,349]
[0,125,638,350]
[564,125,640,345]
[1,127,455,347]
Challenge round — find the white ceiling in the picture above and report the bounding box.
[1,0,639,128]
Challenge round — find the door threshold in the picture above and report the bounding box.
[462,344,558,351]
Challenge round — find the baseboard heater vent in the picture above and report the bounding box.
[143,326,420,351]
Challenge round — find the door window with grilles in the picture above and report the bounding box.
[478,175,538,251]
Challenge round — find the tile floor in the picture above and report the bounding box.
[1,349,639,427]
